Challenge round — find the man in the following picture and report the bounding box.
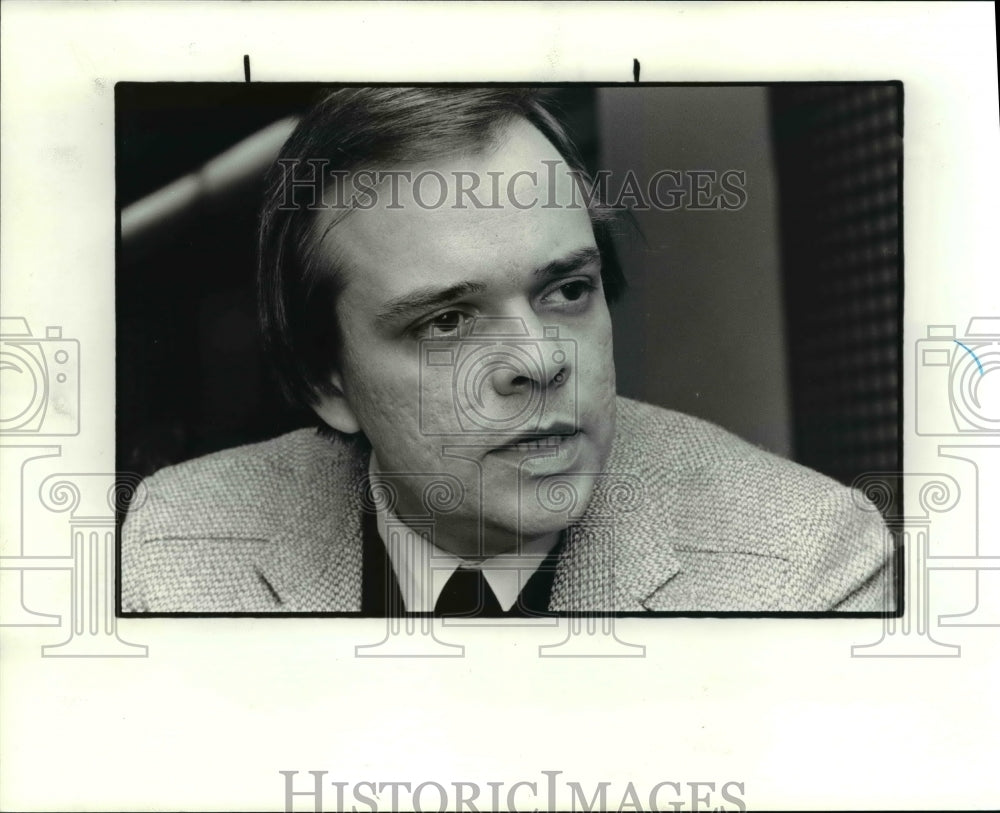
[121,87,895,614]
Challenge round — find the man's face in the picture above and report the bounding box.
[314,118,617,556]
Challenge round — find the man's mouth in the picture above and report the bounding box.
[491,423,579,453]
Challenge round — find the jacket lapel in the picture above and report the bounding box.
[548,467,684,611]
[253,434,369,611]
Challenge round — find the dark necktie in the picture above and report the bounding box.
[434,566,503,617]
[361,493,565,616]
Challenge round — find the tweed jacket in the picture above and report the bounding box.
[121,397,895,613]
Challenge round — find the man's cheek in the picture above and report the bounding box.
[352,375,452,461]
[579,326,617,396]
[358,390,408,444]
[415,364,472,438]
[346,371,415,440]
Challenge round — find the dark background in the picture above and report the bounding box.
[117,83,902,498]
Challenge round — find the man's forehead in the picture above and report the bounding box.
[313,118,596,296]
[325,117,583,215]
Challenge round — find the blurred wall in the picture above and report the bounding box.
[597,86,792,457]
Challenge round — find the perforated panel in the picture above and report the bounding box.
[770,84,903,487]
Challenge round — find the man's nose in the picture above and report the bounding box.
[489,333,571,397]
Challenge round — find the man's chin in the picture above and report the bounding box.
[485,475,598,540]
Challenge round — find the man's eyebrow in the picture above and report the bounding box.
[376,281,488,325]
[532,246,602,279]
[375,246,601,326]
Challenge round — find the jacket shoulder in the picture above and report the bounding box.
[151,426,352,481]
[121,429,366,612]
[612,397,894,610]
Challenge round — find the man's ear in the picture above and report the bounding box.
[311,371,361,435]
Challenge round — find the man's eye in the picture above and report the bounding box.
[559,280,595,301]
[422,310,472,338]
[544,279,597,307]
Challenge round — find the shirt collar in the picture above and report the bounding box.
[369,453,560,612]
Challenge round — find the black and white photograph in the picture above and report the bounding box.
[117,83,902,616]
[2,3,997,812]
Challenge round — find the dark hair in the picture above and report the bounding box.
[257,87,626,410]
